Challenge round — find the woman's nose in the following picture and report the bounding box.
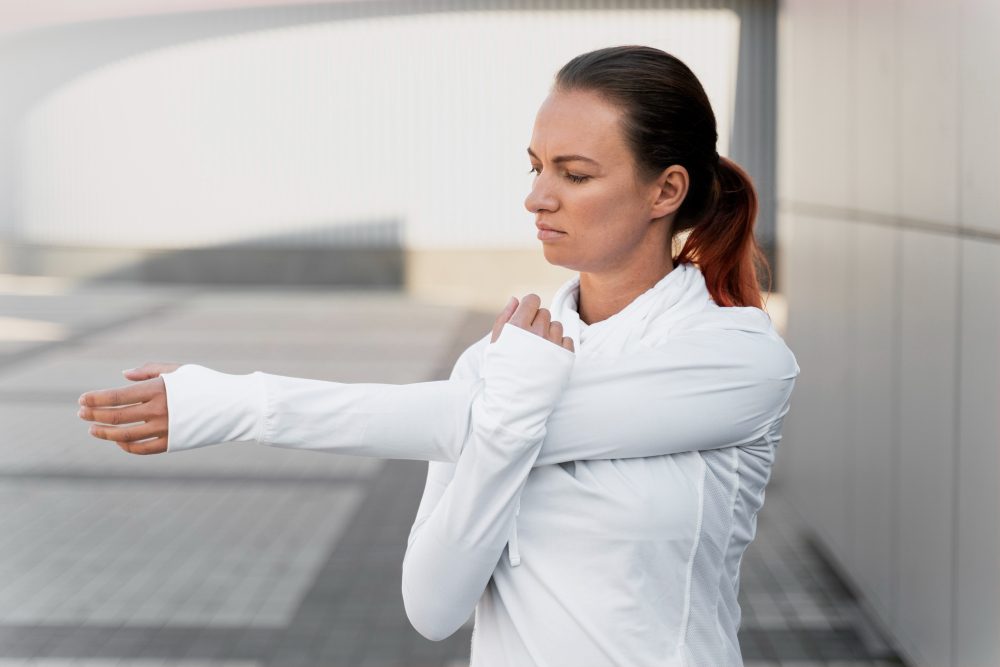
[524,178,557,214]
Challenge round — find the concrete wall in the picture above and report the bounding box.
[776,1,1000,665]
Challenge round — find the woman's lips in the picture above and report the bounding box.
[537,228,567,241]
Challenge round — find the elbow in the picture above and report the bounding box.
[407,614,458,642]
[401,576,467,641]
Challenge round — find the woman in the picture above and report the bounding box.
[78,45,799,666]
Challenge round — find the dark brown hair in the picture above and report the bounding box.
[554,45,770,309]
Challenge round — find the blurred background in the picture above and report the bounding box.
[0,1,996,667]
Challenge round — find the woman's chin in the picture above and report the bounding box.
[540,245,582,271]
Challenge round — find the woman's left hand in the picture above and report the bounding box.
[77,362,184,455]
[491,294,575,352]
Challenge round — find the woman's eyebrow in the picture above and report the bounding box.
[526,147,600,166]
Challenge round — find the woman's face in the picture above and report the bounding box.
[524,88,681,273]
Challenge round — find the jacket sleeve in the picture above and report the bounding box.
[530,325,800,466]
[161,340,489,459]
[399,322,573,640]
[161,322,799,464]
[398,336,484,640]
[401,336,483,559]
[398,332,484,587]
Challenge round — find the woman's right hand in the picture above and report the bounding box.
[77,362,184,455]
[491,294,574,353]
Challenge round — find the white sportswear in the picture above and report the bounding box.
[161,261,800,666]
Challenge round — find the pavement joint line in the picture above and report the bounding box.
[0,472,373,487]
[0,623,896,661]
[0,295,197,374]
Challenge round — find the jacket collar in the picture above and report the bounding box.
[549,261,717,356]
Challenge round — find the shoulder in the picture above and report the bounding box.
[667,305,800,381]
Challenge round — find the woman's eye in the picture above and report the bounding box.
[527,166,589,184]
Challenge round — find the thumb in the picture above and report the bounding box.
[491,296,519,343]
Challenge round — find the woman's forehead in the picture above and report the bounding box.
[530,93,629,161]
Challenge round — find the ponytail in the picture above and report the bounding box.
[674,156,771,309]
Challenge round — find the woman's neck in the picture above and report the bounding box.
[577,255,675,325]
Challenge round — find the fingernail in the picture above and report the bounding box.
[78,396,85,406]
[77,408,84,417]
[122,368,135,374]
[507,296,516,309]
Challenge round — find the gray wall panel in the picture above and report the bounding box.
[955,239,1000,667]
[895,229,958,664]
[847,221,897,622]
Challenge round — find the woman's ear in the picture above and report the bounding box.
[649,165,688,219]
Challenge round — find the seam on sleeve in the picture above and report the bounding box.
[677,455,708,649]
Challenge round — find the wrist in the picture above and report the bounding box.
[161,364,265,452]
[479,322,575,437]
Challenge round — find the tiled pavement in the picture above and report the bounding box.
[0,274,907,667]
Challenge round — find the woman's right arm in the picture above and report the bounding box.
[85,301,796,465]
[396,321,574,640]
[159,312,798,464]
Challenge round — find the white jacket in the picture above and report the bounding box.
[161,261,800,666]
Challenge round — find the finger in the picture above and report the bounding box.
[79,377,162,408]
[117,436,168,456]
[79,402,153,426]
[562,336,575,352]
[491,297,519,343]
[89,418,165,444]
[547,320,564,346]
[123,362,181,381]
[530,307,551,337]
[509,293,541,329]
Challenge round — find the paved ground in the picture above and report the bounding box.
[0,274,906,666]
